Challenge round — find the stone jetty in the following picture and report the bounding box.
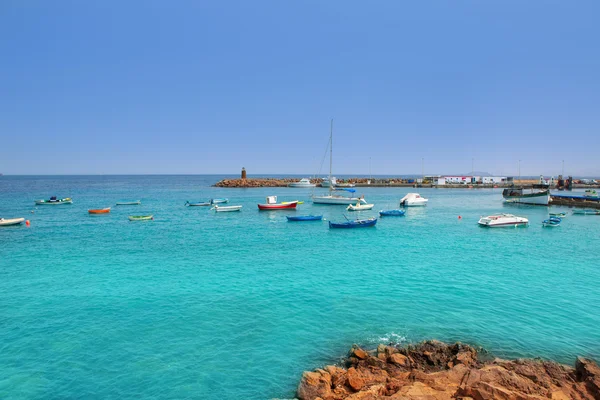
[296,340,600,399]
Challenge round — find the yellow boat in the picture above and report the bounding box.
[281,200,304,205]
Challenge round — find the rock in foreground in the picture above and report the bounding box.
[297,340,600,399]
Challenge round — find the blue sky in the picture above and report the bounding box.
[1,1,599,176]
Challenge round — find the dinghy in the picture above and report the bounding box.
[379,209,406,217]
[116,201,141,206]
[185,201,211,207]
[542,217,561,227]
[35,197,72,205]
[88,208,111,214]
[212,205,242,212]
[329,217,377,229]
[286,215,323,221]
[128,215,153,221]
[347,203,374,211]
[0,218,25,227]
[572,209,600,215]
[210,198,229,204]
[548,211,567,218]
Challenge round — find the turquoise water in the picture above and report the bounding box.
[1,175,599,399]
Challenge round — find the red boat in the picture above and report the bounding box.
[88,208,111,214]
[257,196,298,210]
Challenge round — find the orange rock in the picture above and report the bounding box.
[347,367,365,392]
[388,353,410,367]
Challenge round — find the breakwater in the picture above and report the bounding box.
[297,340,600,399]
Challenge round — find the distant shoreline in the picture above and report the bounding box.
[214,177,600,189]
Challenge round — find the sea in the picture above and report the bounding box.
[1,175,599,399]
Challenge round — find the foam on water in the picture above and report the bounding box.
[1,175,599,399]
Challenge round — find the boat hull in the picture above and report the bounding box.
[257,202,298,210]
[128,215,153,221]
[214,205,242,212]
[286,215,323,221]
[329,218,377,228]
[35,198,72,205]
[116,201,141,206]
[0,218,25,226]
[88,208,111,214]
[347,204,374,211]
[313,196,367,205]
[503,190,550,206]
[478,214,529,227]
[379,210,406,216]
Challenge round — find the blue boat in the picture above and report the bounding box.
[286,215,323,222]
[329,217,377,229]
[379,209,406,217]
[542,217,562,227]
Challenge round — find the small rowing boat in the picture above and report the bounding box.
[116,201,141,206]
[211,198,229,204]
[128,215,153,221]
[572,209,600,215]
[548,211,567,218]
[329,217,377,229]
[212,205,242,212]
[542,217,561,227]
[379,209,406,217]
[286,215,323,221]
[185,201,211,207]
[88,208,111,214]
[35,197,72,205]
[0,218,25,227]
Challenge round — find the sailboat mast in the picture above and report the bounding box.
[329,119,333,192]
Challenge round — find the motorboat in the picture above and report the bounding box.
[542,217,561,227]
[502,187,550,206]
[185,201,212,207]
[258,196,298,210]
[584,189,599,199]
[312,120,369,205]
[286,215,323,221]
[35,197,72,205]
[572,209,600,215]
[379,209,406,217]
[478,214,529,227]
[212,205,242,212]
[399,193,428,207]
[0,218,25,227]
[116,201,141,206]
[336,182,355,188]
[288,178,316,188]
[88,208,111,214]
[329,217,377,229]
[347,203,374,211]
[128,215,153,221]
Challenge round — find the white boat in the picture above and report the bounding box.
[584,189,599,199]
[312,120,368,205]
[116,200,141,206]
[0,218,25,227]
[320,177,337,188]
[212,205,242,212]
[336,182,356,188]
[478,213,529,227]
[399,193,428,207]
[347,203,374,211]
[502,187,550,206]
[288,178,316,188]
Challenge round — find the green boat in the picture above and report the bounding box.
[128,215,153,221]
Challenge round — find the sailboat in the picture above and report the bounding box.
[312,120,367,205]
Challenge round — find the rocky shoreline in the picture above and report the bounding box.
[296,340,600,399]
